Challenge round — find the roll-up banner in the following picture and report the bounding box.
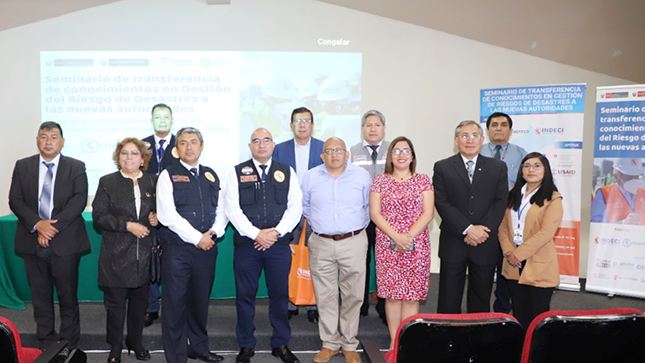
[480,84,586,291]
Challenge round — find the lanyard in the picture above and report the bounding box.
[488,143,509,161]
[517,194,531,228]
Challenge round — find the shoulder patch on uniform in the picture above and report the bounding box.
[171,146,179,159]
[274,170,285,183]
[240,175,258,183]
[205,171,216,183]
[144,141,152,150]
[241,166,254,175]
[172,175,190,182]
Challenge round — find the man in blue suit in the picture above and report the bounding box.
[272,107,324,322]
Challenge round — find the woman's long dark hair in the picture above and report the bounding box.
[508,152,559,211]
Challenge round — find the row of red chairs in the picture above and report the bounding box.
[362,308,645,363]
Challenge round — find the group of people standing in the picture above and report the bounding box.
[8,104,563,363]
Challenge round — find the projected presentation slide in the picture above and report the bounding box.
[41,51,363,193]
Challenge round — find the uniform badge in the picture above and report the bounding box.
[241,166,254,175]
[171,146,179,159]
[172,175,190,182]
[205,171,216,183]
[145,192,152,198]
[274,170,285,183]
[144,141,152,150]
[240,175,258,183]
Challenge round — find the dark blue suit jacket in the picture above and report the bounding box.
[272,137,324,171]
[142,134,176,175]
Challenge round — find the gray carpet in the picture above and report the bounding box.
[1,274,644,363]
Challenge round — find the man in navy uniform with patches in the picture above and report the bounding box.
[142,103,177,327]
[225,128,302,363]
[156,127,228,363]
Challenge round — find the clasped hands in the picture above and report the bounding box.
[464,225,490,246]
[254,228,279,251]
[127,212,159,240]
[35,219,58,247]
[392,233,414,253]
[504,250,522,269]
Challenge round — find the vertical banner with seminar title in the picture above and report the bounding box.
[480,84,586,291]
[587,85,645,298]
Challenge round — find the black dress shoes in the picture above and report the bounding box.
[287,309,299,319]
[307,310,319,323]
[187,352,224,362]
[235,347,255,363]
[127,346,151,361]
[143,311,159,327]
[272,346,300,363]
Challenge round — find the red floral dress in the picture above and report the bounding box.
[372,173,433,300]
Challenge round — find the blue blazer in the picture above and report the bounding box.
[272,137,324,170]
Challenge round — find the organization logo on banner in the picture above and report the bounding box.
[622,238,645,248]
[595,259,611,268]
[594,236,620,245]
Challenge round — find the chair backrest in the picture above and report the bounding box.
[391,312,524,363]
[0,316,21,363]
[522,308,645,363]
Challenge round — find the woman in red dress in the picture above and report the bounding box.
[370,136,435,351]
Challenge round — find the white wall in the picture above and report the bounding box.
[0,0,633,276]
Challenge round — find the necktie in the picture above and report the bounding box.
[494,145,502,160]
[39,162,54,219]
[368,145,378,164]
[259,165,267,182]
[466,160,474,183]
[158,139,166,161]
[190,167,198,176]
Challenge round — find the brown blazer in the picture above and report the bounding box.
[499,191,563,288]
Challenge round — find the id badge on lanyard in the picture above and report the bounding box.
[515,196,530,245]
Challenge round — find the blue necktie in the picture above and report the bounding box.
[190,167,198,177]
[158,139,166,161]
[39,162,54,219]
[368,145,378,164]
[494,145,502,160]
[259,165,267,183]
[466,160,474,183]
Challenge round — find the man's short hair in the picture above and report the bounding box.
[39,121,63,137]
[454,120,483,137]
[176,127,203,145]
[290,107,313,123]
[151,103,173,116]
[361,109,386,126]
[486,112,513,129]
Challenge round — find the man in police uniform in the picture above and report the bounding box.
[349,109,390,320]
[225,128,302,363]
[142,103,177,327]
[156,127,228,363]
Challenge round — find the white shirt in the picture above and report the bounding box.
[294,138,311,184]
[224,158,302,240]
[156,159,228,245]
[511,184,541,245]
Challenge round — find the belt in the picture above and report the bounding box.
[315,229,364,241]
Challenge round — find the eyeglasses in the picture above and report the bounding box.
[251,137,273,145]
[323,148,346,155]
[120,151,141,157]
[293,119,313,124]
[458,133,482,140]
[522,163,543,170]
[391,148,412,156]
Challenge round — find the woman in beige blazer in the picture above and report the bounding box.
[499,152,563,330]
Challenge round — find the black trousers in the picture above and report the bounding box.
[103,284,149,358]
[507,279,555,330]
[437,259,496,314]
[24,252,81,349]
[162,242,218,363]
[361,221,385,317]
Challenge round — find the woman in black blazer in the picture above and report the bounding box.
[93,137,158,363]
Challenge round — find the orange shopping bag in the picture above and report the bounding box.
[288,219,316,305]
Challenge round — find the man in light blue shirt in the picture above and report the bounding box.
[300,137,371,363]
[482,112,527,314]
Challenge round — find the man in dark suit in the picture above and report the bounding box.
[156,127,228,363]
[141,103,177,327]
[9,121,90,349]
[272,106,323,322]
[433,120,508,314]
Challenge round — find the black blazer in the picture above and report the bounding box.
[142,134,176,175]
[92,171,157,288]
[433,154,508,265]
[9,154,90,256]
